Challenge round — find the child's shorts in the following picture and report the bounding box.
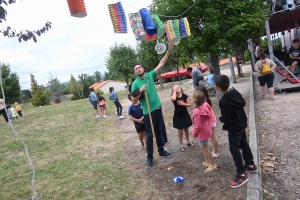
[212,123,216,128]
[99,104,105,108]
[198,140,208,146]
[135,125,146,133]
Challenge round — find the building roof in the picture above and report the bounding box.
[89,80,126,90]
[219,58,236,66]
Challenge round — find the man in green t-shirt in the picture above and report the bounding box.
[131,43,174,169]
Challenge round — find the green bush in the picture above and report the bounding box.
[94,88,104,95]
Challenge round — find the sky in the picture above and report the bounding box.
[0,0,153,89]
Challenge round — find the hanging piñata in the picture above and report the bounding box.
[129,12,146,41]
[165,20,181,45]
[179,17,191,38]
[108,2,127,33]
[139,8,157,36]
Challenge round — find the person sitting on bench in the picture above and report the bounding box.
[281,39,300,83]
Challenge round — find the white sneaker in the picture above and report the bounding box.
[102,115,107,118]
[6,123,9,125]
[119,115,125,119]
[96,115,101,118]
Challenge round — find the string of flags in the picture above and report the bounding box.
[108,2,191,45]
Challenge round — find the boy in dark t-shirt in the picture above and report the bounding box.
[281,39,300,82]
[128,94,146,149]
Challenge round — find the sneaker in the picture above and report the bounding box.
[269,97,275,101]
[6,123,9,125]
[245,164,258,173]
[145,158,152,169]
[119,115,125,119]
[164,141,169,146]
[231,174,248,188]
[159,151,174,158]
[102,115,107,118]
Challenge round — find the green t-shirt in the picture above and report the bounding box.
[131,70,162,115]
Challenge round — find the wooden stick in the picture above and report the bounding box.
[144,91,162,168]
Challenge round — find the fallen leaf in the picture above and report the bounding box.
[262,156,268,160]
[167,167,173,171]
[265,162,274,168]
[273,170,279,173]
[268,156,276,161]
[291,142,294,145]
[269,124,275,126]
[266,153,273,156]
[263,188,269,194]
[281,162,285,165]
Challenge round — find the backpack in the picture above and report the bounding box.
[261,61,272,75]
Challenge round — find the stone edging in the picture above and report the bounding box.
[247,73,263,200]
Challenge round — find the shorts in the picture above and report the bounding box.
[135,125,146,133]
[258,72,274,88]
[288,59,298,66]
[99,104,105,108]
[91,101,97,110]
[198,140,208,146]
[212,123,216,128]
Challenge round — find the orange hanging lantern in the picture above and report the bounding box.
[67,0,87,18]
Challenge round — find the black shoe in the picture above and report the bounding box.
[145,158,152,169]
[160,151,174,158]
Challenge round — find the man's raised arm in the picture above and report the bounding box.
[154,42,174,74]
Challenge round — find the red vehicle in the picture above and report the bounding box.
[155,65,209,83]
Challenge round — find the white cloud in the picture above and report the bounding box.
[0,0,153,89]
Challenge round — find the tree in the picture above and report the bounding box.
[0,0,51,42]
[150,0,269,76]
[47,75,64,103]
[94,71,102,82]
[30,73,49,106]
[0,63,20,103]
[69,74,82,100]
[78,73,90,98]
[20,89,31,103]
[106,43,137,86]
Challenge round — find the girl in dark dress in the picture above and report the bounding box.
[171,85,194,152]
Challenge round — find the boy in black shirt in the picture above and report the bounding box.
[215,75,257,188]
[281,39,300,82]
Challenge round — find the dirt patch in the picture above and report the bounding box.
[254,75,300,200]
[117,65,254,199]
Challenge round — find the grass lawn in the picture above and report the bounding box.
[0,91,153,199]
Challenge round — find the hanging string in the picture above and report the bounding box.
[0,62,39,200]
[119,0,197,18]
[154,1,197,18]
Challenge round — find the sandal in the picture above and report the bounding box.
[187,142,195,147]
[204,164,217,173]
[180,147,185,152]
[202,162,210,168]
[213,152,220,158]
